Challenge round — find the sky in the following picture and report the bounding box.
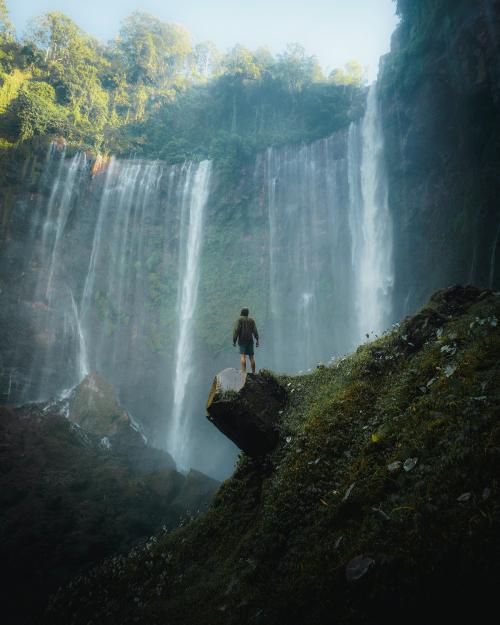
[7,0,399,82]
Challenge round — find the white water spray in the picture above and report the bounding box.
[169,160,212,468]
[69,289,89,381]
[349,82,394,340]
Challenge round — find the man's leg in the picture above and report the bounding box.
[249,355,256,374]
[240,354,247,373]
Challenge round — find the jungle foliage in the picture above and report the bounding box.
[0,2,366,160]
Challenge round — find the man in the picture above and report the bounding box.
[233,307,259,373]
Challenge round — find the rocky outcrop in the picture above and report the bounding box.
[0,387,220,625]
[67,372,139,440]
[206,368,286,456]
[64,373,175,473]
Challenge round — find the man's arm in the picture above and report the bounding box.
[253,320,260,346]
[233,319,240,345]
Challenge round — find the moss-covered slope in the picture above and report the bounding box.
[47,286,500,625]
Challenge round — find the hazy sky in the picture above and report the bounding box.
[7,0,399,81]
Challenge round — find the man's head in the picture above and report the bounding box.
[240,307,249,317]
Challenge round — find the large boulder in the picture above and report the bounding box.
[206,368,286,456]
[68,373,139,439]
[66,373,175,472]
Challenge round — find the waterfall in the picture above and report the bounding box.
[69,289,89,381]
[168,160,212,469]
[79,158,166,375]
[263,135,355,372]
[262,82,393,373]
[3,85,394,478]
[10,148,221,473]
[26,149,89,399]
[43,152,88,300]
[349,82,394,341]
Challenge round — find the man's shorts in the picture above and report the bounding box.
[239,342,254,356]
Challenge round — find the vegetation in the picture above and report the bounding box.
[0,2,365,160]
[46,286,500,624]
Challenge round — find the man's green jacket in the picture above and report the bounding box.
[233,316,259,345]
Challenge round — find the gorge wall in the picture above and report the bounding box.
[379,0,500,320]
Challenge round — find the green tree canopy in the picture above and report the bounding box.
[329,60,367,86]
[0,0,13,40]
[221,45,263,80]
[272,43,323,91]
[117,12,192,87]
[0,7,365,156]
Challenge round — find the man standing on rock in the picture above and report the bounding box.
[233,307,259,374]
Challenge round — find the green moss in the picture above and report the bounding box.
[46,287,500,625]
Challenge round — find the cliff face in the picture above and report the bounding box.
[0,374,219,625]
[379,0,500,320]
[45,286,500,625]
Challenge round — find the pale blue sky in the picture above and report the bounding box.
[7,0,399,81]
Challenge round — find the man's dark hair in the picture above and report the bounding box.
[241,307,249,317]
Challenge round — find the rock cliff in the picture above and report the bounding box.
[379,0,500,319]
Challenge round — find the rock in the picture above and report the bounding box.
[206,369,286,456]
[403,457,418,472]
[342,482,356,502]
[67,373,175,472]
[345,555,375,581]
[68,373,139,440]
[388,460,403,473]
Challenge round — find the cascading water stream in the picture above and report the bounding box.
[4,84,393,478]
[349,82,394,341]
[168,160,212,469]
[44,152,87,299]
[69,289,89,381]
[263,82,393,372]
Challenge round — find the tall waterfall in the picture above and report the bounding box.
[349,82,394,340]
[261,82,393,372]
[11,150,222,472]
[169,161,212,469]
[27,148,89,398]
[262,134,356,372]
[1,84,394,478]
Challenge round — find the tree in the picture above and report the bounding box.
[0,0,13,40]
[24,13,109,136]
[221,45,263,80]
[272,43,323,91]
[117,12,192,87]
[190,41,220,81]
[14,80,68,140]
[329,60,367,86]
